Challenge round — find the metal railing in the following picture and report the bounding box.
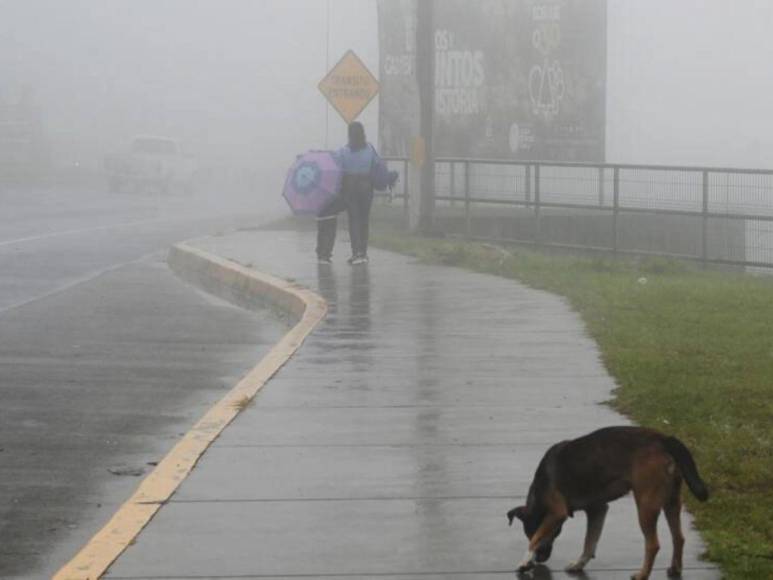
[382,156,773,270]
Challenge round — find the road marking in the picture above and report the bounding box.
[52,242,327,580]
[0,208,282,249]
[0,217,195,248]
[0,253,159,317]
[0,212,265,317]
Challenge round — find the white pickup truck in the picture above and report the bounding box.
[105,136,196,194]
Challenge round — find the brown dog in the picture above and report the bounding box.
[507,426,708,580]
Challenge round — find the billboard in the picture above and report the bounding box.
[378,0,607,162]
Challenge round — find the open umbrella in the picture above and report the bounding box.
[282,150,341,216]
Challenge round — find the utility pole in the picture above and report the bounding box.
[415,0,435,233]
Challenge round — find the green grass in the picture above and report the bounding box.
[370,226,773,579]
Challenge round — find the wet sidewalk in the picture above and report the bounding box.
[105,229,718,579]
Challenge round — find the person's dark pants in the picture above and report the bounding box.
[316,175,374,260]
[341,174,374,258]
[316,194,347,260]
[346,189,374,257]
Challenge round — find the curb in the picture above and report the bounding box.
[53,241,327,580]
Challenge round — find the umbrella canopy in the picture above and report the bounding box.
[282,150,341,216]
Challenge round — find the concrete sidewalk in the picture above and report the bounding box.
[105,229,718,579]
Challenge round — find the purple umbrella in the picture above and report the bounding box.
[282,150,341,216]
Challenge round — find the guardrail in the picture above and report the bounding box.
[382,156,773,270]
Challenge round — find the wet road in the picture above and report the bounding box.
[0,183,287,578]
[0,183,283,314]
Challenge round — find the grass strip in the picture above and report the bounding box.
[369,224,773,579]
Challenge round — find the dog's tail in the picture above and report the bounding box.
[663,436,709,501]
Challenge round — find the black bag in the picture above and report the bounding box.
[369,145,399,191]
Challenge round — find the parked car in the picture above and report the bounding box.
[105,135,196,193]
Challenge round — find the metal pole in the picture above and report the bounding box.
[464,160,471,237]
[613,166,620,255]
[449,161,456,207]
[702,170,709,266]
[534,163,541,244]
[416,0,435,233]
[598,166,605,206]
[525,164,531,204]
[403,159,409,223]
[324,0,331,148]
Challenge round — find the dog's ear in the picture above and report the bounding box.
[507,505,527,526]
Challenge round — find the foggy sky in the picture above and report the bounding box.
[2,0,773,175]
[607,0,773,168]
[0,0,378,179]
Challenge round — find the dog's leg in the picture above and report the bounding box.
[632,493,661,580]
[566,503,609,573]
[516,548,537,573]
[664,483,685,577]
[517,512,567,572]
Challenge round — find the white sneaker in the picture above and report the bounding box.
[351,255,368,265]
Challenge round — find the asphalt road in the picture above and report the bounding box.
[0,182,289,578]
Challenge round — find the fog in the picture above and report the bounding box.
[607,0,773,168]
[2,0,773,190]
[1,0,378,201]
[3,4,773,575]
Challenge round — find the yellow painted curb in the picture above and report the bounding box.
[53,242,327,580]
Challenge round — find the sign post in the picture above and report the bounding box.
[318,50,380,125]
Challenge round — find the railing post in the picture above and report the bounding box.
[449,160,456,207]
[525,164,531,205]
[612,166,620,255]
[702,170,709,266]
[534,163,541,244]
[598,166,605,206]
[403,159,409,224]
[464,160,471,237]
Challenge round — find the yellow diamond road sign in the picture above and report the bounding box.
[319,50,379,124]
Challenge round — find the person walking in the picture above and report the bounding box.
[316,122,390,265]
